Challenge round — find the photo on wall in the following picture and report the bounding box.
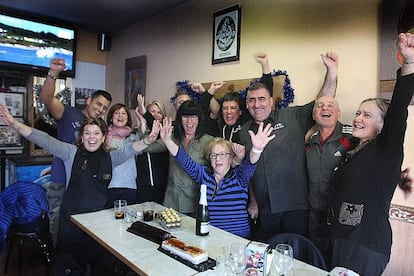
[125,55,147,109]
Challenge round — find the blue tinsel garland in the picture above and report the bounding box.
[171,70,294,109]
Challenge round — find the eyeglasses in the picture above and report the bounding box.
[209,152,231,160]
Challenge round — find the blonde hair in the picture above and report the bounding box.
[146,100,166,118]
[205,138,234,160]
[360,98,390,120]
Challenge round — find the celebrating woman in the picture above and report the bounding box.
[160,116,275,238]
[328,33,414,275]
[0,103,159,274]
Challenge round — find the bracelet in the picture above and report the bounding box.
[403,60,414,65]
[143,138,151,145]
[47,72,58,80]
[251,147,263,154]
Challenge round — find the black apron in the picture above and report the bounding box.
[57,148,112,253]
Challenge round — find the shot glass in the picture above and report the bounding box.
[114,199,127,220]
[142,201,154,221]
[123,207,136,223]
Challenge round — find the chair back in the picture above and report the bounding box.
[268,233,327,270]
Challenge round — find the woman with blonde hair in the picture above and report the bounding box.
[135,96,169,203]
[160,116,275,238]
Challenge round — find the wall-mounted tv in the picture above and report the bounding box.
[0,11,76,77]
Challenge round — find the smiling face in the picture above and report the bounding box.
[81,124,105,152]
[246,87,273,123]
[209,144,232,176]
[86,95,111,119]
[313,96,340,129]
[181,115,199,137]
[148,104,164,122]
[111,107,129,128]
[352,100,384,144]
[222,100,242,126]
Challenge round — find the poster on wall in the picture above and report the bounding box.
[212,5,241,65]
[125,55,147,109]
[75,87,96,110]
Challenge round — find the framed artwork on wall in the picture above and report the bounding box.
[212,5,241,65]
[0,92,24,118]
[125,55,147,109]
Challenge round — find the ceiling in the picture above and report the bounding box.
[0,0,192,33]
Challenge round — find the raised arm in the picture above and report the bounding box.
[0,104,32,137]
[248,122,275,164]
[255,52,273,93]
[132,120,160,153]
[159,117,179,156]
[255,52,271,74]
[398,32,414,76]
[39,58,66,120]
[207,81,225,119]
[317,52,338,98]
[191,82,224,120]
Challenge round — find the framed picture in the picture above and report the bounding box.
[125,55,147,109]
[212,5,241,65]
[0,118,24,151]
[0,92,24,118]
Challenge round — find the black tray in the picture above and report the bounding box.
[127,221,173,244]
[158,246,216,272]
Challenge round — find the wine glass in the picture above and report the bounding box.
[272,244,293,276]
[229,243,246,275]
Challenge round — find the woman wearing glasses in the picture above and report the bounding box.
[160,117,275,238]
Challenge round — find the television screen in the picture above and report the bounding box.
[0,12,76,77]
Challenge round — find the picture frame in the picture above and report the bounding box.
[125,55,147,109]
[0,92,24,118]
[0,119,24,151]
[212,5,241,65]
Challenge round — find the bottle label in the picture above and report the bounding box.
[200,221,210,234]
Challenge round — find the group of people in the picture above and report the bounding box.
[1,33,414,275]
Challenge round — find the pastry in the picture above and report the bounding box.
[161,238,208,264]
[159,208,181,228]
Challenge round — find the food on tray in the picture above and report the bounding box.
[127,221,172,244]
[159,208,181,228]
[161,238,208,264]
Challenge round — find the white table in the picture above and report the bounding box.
[71,202,328,276]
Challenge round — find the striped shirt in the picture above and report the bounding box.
[175,147,257,238]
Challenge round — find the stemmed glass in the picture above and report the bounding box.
[272,244,293,276]
[229,243,246,275]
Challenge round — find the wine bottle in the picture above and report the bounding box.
[196,184,210,236]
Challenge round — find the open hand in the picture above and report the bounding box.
[248,122,275,151]
[321,52,338,71]
[160,117,173,141]
[0,104,15,127]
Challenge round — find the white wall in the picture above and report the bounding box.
[105,0,414,208]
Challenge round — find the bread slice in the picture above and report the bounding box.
[161,238,208,264]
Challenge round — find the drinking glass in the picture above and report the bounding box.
[229,243,246,275]
[272,244,293,276]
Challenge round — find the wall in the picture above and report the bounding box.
[105,0,413,209]
[76,29,107,65]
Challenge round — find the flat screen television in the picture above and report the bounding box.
[0,11,76,77]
